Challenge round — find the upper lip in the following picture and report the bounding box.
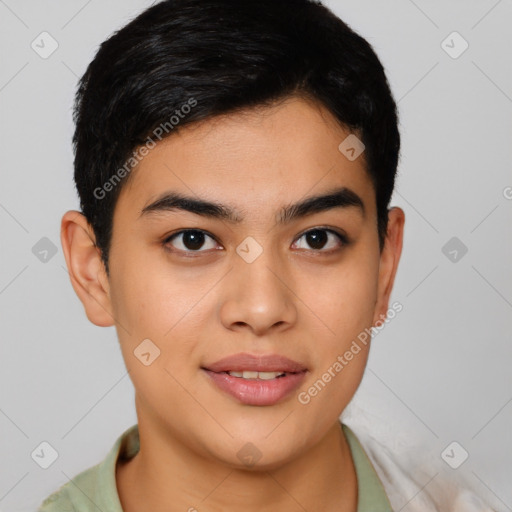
[203,353,307,373]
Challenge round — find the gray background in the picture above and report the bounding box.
[0,0,511,510]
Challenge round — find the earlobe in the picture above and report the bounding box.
[60,210,115,327]
[373,207,405,325]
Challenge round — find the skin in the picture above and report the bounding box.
[61,95,404,512]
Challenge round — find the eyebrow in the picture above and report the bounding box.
[139,185,365,224]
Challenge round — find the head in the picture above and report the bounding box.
[62,0,404,469]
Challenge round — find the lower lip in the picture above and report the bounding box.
[203,369,307,406]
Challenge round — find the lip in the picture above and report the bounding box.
[203,353,307,373]
[202,353,308,406]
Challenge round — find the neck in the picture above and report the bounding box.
[116,409,357,512]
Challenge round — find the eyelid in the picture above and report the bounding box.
[292,226,349,250]
[296,225,349,243]
[162,229,220,253]
[163,229,217,243]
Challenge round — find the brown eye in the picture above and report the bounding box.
[292,228,347,252]
[164,230,219,253]
[304,230,328,250]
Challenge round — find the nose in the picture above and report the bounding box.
[219,246,298,336]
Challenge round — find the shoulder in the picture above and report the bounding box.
[37,463,99,512]
[37,425,138,512]
[349,425,498,512]
[38,486,73,512]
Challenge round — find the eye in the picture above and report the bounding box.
[162,227,349,256]
[292,228,348,252]
[163,229,220,254]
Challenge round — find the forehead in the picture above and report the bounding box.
[116,96,375,221]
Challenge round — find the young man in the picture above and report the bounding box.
[38,1,495,510]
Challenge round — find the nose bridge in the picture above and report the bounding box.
[219,237,297,333]
[239,241,282,293]
[236,237,288,302]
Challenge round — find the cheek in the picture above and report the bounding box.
[295,251,378,404]
[298,252,379,343]
[108,254,208,386]
[109,246,199,336]
[110,271,204,425]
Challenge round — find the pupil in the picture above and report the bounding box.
[183,230,205,250]
[306,230,327,250]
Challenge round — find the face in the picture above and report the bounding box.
[62,96,404,470]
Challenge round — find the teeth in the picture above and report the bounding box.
[227,371,286,380]
[258,371,282,380]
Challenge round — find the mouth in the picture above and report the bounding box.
[218,370,290,380]
[201,353,308,406]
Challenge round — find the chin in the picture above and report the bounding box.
[219,437,303,472]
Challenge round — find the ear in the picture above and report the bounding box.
[373,206,405,325]
[60,210,114,327]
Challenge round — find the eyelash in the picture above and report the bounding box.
[161,227,350,257]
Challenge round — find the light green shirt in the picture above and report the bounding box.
[38,422,393,511]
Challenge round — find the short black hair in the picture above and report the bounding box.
[72,0,400,275]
